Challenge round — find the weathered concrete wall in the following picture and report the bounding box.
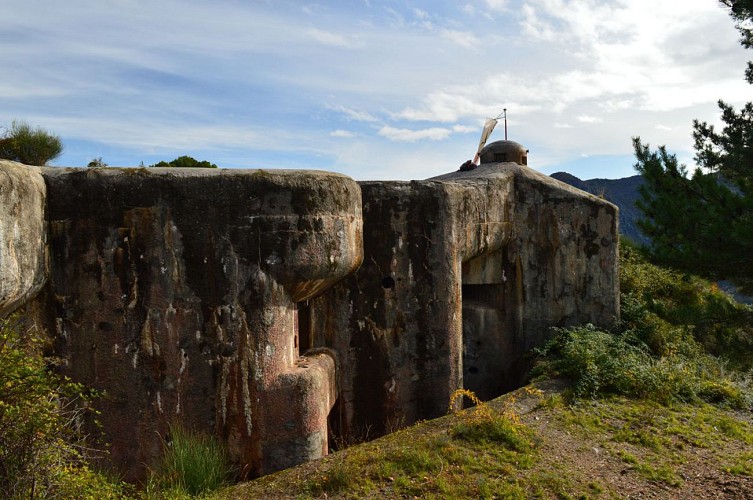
[2,156,619,480]
[0,160,47,317]
[32,167,362,480]
[308,161,619,441]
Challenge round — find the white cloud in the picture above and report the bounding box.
[413,8,429,20]
[305,28,362,49]
[600,98,636,112]
[484,0,509,11]
[331,129,357,138]
[519,4,558,41]
[465,4,495,21]
[329,105,379,123]
[440,29,480,48]
[577,115,602,123]
[36,114,304,157]
[0,82,67,99]
[1,0,749,181]
[452,124,477,133]
[378,126,452,142]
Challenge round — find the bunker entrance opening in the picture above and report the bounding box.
[461,247,513,402]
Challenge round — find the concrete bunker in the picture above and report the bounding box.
[0,148,619,481]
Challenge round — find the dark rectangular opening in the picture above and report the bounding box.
[297,301,312,355]
[462,283,504,309]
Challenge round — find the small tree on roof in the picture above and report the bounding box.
[0,120,63,166]
[149,156,218,168]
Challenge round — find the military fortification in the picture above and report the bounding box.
[0,141,619,481]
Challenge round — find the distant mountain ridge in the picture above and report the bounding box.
[550,172,648,246]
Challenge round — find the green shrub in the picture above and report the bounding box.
[148,156,218,168]
[534,324,750,407]
[0,313,129,498]
[0,120,63,165]
[620,244,753,370]
[146,422,232,497]
[532,243,753,408]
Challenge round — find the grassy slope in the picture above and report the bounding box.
[215,381,752,499]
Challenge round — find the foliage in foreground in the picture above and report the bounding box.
[0,120,63,166]
[145,422,233,498]
[534,243,753,407]
[0,314,128,499]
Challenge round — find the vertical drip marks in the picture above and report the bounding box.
[163,216,185,290]
[139,310,161,357]
[515,255,524,335]
[126,247,140,313]
[176,348,188,415]
[211,300,256,438]
[241,356,253,436]
[219,360,231,426]
[165,302,177,345]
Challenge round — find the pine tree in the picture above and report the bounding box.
[635,1,753,293]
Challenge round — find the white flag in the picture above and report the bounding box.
[474,118,498,163]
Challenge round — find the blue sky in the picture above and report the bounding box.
[2,0,750,180]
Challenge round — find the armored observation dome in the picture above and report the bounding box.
[479,140,528,166]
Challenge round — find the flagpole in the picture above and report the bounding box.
[504,108,507,140]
